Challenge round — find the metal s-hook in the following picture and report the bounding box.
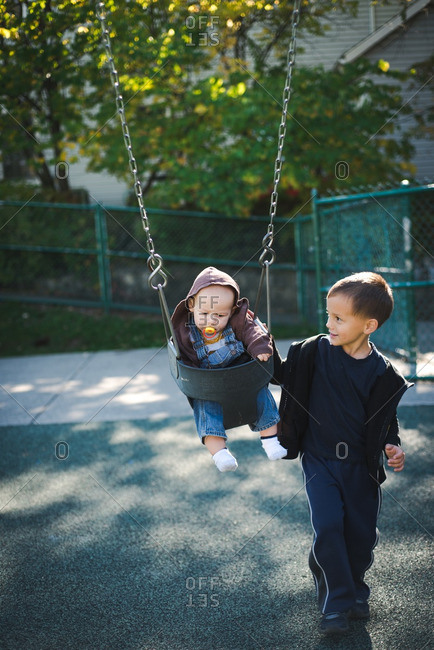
[147,254,167,290]
[258,227,276,268]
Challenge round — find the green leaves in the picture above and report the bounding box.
[0,1,426,210]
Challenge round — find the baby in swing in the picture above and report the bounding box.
[171,266,287,472]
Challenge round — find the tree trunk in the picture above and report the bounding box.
[35,155,56,191]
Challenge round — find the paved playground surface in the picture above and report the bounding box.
[0,344,433,649]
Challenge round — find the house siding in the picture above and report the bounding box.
[364,7,434,181]
[67,159,130,206]
[295,2,402,70]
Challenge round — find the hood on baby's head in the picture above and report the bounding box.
[186,266,240,305]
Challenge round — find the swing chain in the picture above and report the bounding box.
[260,0,301,268]
[96,2,167,290]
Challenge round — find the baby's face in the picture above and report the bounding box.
[189,285,235,334]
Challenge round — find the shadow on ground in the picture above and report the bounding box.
[0,406,432,649]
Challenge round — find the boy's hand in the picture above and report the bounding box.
[385,444,405,472]
[257,353,271,362]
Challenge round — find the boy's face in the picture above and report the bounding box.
[326,293,377,354]
[189,285,235,334]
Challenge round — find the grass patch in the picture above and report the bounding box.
[0,301,316,357]
[0,302,166,357]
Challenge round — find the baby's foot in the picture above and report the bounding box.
[212,448,238,472]
[261,435,287,460]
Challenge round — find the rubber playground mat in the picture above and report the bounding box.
[1,405,432,650]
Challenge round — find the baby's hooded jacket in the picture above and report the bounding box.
[171,266,273,367]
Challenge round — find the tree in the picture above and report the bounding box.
[0,0,425,211]
[0,0,100,193]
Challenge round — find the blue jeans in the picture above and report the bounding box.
[189,323,279,441]
[193,385,280,442]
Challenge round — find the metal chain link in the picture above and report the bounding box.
[96,2,167,290]
[259,0,301,267]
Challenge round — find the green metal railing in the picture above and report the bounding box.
[0,200,295,317]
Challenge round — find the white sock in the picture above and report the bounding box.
[261,435,287,460]
[212,448,238,472]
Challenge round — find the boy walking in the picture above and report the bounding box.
[274,272,412,635]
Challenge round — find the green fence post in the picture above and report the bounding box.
[312,188,324,331]
[403,193,418,377]
[94,203,112,313]
[294,218,306,321]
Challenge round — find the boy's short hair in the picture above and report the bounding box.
[327,272,394,327]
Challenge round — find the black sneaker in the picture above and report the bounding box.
[348,599,370,619]
[320,612,349,635]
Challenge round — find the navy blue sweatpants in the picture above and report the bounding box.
[301,453,381,614]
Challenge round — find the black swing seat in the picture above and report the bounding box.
[167,340,274,430]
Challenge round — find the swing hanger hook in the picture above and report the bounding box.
[259,228,276,268]
[147,254,167,290]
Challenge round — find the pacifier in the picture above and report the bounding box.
[203,326,216,339]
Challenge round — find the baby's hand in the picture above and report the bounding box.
[257,353,271,362]
[385,444,405,472]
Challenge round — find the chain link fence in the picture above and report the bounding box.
[300,186,434,379]
[1,185,433,378]
[0,202,101,302]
